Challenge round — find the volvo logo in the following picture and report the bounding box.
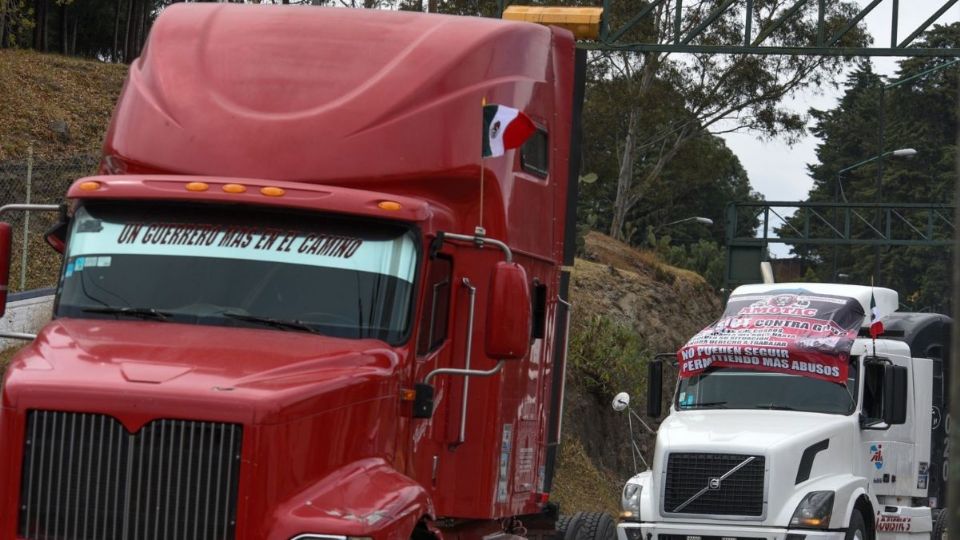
[708,477,721,490]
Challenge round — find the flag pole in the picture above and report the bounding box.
[478,97,486,237]
[871,276,877,358]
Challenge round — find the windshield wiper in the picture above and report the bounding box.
[758,404,797,411]
[82,306,172,321]
[221,312,319,334]
[684,401,728,409]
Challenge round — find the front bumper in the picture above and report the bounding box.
[617,521,845,540]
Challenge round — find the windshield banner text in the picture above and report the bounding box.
[677,291,865,384]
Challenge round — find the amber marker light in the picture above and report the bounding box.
[400,388,417,401]
[378,201,402,211]
[78,181,101,191]
[185,182,210,192]
[260,187,285,197]
[222,183,247,194]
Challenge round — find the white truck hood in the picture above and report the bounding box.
[658,409,853,453]
[648,409,863,527]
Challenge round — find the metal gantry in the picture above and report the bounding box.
[497,0,960,56]
[724,201,955,287]
[599,0,959,56]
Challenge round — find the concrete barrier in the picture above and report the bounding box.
[0,288,55,350]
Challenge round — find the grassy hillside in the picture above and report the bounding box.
[0,50,126,160]
[551,232,721,515]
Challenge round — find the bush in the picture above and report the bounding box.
[567,315,650,400]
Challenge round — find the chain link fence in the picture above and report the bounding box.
[0,148,99,292]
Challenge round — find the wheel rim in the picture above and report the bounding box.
[854,530,864,540]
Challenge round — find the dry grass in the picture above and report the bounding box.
[551,435,621,516]
[0,344,25,380]
[0,49,127,160]
[582,231,705,285]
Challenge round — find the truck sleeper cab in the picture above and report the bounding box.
[0,4,589,540]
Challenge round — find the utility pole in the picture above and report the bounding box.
[950,66,960,538]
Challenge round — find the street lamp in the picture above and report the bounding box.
[831,148,916,281]
[835,148,916,202]
[655,216,713,232]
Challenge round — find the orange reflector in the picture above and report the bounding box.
[400,388,417,401]
[222,183,247,194]
[260,187,285,197]
[378,201,402,211]
[78,181,101,191]
[185,182,210,192]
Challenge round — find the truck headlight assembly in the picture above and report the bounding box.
[789,491,835,529]
[620,482,641,520]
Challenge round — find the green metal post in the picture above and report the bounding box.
[950,66,960,536]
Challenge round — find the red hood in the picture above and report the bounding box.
[1,318,403,429]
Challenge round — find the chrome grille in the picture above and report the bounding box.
[663,453,765,517]
[18,410,242,540]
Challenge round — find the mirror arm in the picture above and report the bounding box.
[629,408,658,435]
[440,229,513,263]
[0,331,37,341]
[0,204,60,218]
[424,359,506,385]
[456,278,476,444]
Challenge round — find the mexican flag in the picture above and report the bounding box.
[869,290,884,339]
[482,104,536,158]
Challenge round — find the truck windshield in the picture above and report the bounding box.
[55,203,419,343]
[676,362,859,415]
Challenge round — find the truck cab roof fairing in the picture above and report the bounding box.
[104,4,552,183]
[731,283,899,329]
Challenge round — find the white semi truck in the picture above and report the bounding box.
[615,283,951,540]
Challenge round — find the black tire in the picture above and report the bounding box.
[558,514,583,540]
[932,509,947,540]
[572,512,617,540]
[845,510,867,540]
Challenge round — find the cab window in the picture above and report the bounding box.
[417,256,452,355]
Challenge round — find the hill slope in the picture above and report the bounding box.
[0,50,126,160]
[551,232,721,515]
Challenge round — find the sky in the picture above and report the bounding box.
[719,0,960,257]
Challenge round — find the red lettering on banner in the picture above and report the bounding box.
[677,292,864,384]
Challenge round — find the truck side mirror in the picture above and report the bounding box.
[0,222,11,317]
[44,219,68,253]
[484,262,531,360]
[647,359,663,418]
[883,364,908,425]
[862,360,908,428]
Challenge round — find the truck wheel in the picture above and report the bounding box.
[572,512,616,540]
[845,510,867,540]
[556,514,582,540]
[932,509,947,540]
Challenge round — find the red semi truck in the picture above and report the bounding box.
[0,4,607,540]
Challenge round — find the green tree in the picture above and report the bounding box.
[593,0,869,241]
[783,24,959,313]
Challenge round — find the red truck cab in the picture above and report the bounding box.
[0,5,586,540]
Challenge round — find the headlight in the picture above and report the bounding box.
[790,491,835,529]
[620,482,641,520]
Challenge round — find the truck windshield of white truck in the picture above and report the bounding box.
[54,202,419,343]
[676,362,859,415]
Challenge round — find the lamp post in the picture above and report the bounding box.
[835,148,917,203]
[655,216,713,233]
[832,148,917,280]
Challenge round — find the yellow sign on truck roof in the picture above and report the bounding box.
[502,6,603,40]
